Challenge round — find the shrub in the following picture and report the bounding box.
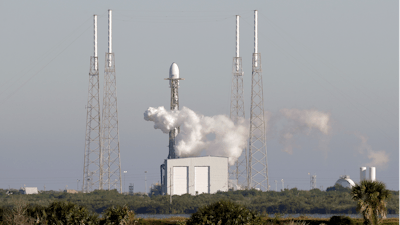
[39,201,99,224]
[1,200,34,225]
[101,205,134,225]
[328,215,355,225]
[187,200,261,225]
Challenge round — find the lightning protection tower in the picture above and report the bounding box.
[229,15,248,189]
[83,14,102,193]
[248,10,269,191]
[102,9,122,193]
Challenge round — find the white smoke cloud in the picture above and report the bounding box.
[356,133,389,168]
[277,109,331,154]
[280,109,330,134]
[144,106,248,165]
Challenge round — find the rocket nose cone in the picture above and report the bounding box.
[169,62,180,79]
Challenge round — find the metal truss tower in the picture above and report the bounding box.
[229,15,248,189]
[102,9,122,193]
[165,63,184,159]
[248,10,269,191]
[311,175,317,189]
[83,15,102,193]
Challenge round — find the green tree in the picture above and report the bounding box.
[101,205,134,225]
[28,201,99,225]
[351,180,391,225]
[187,200,261,225]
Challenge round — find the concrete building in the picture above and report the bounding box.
[19,187,38,194]
[162,156,228,195]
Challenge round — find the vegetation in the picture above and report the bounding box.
[0,187,398,215]
[187,200,262,225]
[328,215,354,225]
[0,200,398,225]
[101,205,135,225]
[32,201,99,224]
[351,180,392,225]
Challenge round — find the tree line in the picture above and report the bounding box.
[0,185,398,215]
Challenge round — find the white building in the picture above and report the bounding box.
[335,175,356,188]
[19,187,38,194]
[162,156,228,195]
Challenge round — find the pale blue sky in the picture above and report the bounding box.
[0,1,398,192]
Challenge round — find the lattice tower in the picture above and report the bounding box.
[229,15,248,188]
[248,10,269,191]
[311,175,317,189]
[83,14,102,193]
[102,9,122,193]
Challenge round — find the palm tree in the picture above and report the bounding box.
[351,180,391,225]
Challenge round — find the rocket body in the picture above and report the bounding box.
[166,62,183,159]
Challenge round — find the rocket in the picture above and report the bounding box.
[165,62,184,159]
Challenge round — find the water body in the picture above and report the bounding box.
[136,214,399,219]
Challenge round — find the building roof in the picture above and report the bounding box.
[335,175,356,188]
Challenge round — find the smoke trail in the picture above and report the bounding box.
[355,133,389,168]
[144,106,248,165]
[277,109,331,154]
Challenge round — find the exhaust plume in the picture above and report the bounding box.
[144,106,248,165]
[276,109,331,154]
[356,133,389,168]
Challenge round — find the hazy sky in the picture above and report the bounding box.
[0,1,398,193]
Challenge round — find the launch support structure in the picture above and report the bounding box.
[83,14,102,193]
[102,9,122,193]
[229,15,248,189]
[248,10,269,191]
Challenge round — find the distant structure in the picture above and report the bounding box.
[360,166,376,182]
[229,15,247,189]
[19,187,38,195]
[162,156,228,195]
[248,10,269,191]
[160,62,184,194]
[335,175,356,188]
[129,183,134,195]
[360,167,367,181]
[369,167,376,181]
[83,14,102,193]
[102,9,122,193]
[311,175,317,189]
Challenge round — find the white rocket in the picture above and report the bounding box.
[165,62,184,158]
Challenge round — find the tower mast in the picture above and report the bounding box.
[248,10,269,191]
[229,15,248,188]
[102,9,122,193]
[83,14,102,192]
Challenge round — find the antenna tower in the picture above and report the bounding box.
[311,175,317,189]
[229,15,248,188]
[248,10,269,191]
[83,15,102,193]
[102,9,122,193]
